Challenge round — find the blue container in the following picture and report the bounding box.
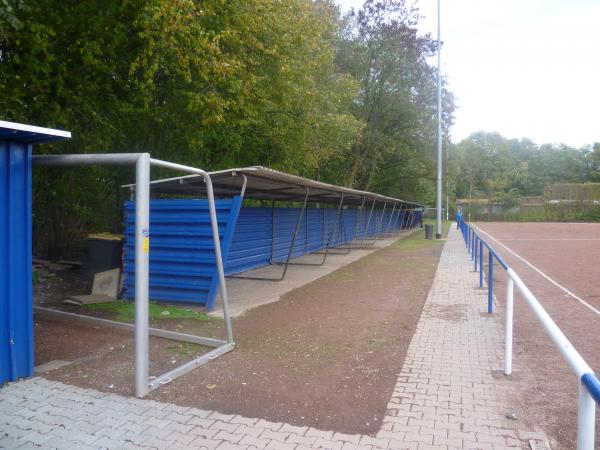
[0,121,70,385]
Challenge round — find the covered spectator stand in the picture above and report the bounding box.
[0,121,70,384]
[123,167,423,311]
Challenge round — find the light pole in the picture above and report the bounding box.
[435,0,443,239]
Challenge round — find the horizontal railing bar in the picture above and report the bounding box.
[33,153,145,166]
[507,268,593,378]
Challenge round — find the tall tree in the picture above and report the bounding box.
[0,0,361,258]
[334,0,455,202]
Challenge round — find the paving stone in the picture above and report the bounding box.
[211,420,241,433]
[332,432,361,445]
[215,442,248,450]
[166,430,196,445]
[190,436,224,448]
[230,415,259,426]
[239,435,271,449]
[313,437,343,449]
[285,433,317,446]
[279,423,307,435]
[255,419,283,431]
[304,428,333,440]
[265,440,296,450]
[259,428,289,442]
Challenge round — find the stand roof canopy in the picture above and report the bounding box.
[132,166,423,207]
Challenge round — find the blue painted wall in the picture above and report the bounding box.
[0,141,34,384]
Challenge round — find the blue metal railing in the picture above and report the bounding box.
[458,218,507,313]
[456,217,600,450]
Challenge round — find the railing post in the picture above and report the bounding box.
[576,383,595,450]
[505,276,514,375]
[471,230,474,256]
[488,251,494,314]
[479,240,484,288]
[474,236,478,270]
[467,228,471,252]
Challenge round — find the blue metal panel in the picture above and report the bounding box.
[123,198,242,309]
[206,196,243,310]
[0,141,34,384]
[124,201,421,309]
[225,206,389,275]
[224,206,273,275]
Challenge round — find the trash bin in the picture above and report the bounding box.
[424,224,433,240]
[88,232,123,282]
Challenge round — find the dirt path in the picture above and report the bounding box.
[40,229,445,435]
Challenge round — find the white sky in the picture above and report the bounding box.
[336,0,600,147]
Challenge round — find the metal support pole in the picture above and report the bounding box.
[488,251,494,314]
[474,236,478,271]
[471,232,475,260]
[304,199,309,252]
[356,197,366,236]
[467,228,470,253]
[303,194,348,258]
[400,207,408,231]
[269,200,276,263]
[577,384,596,450]
[281,188,309,280]
[232,189,309,281]
[384,203,397,237]
[391,204,404,235]
[505,276,514,375]
[323,197,365,251]
[479,240,484,288]
[435,0,443,239]
[360,200,377,248]
[408,208,416,229]
[325,195,345,251]
[354,197,367,241]
[374,201,387,238]
[403,208,414,232]
[134,153,150,398]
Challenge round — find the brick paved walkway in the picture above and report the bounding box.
[0,226,549,449]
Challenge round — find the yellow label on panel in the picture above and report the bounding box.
[143,237,150,253]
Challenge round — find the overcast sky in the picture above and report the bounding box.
[336,0,600,147]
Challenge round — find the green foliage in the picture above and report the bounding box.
[1,0,450,258]
[453,132,596,202]
[392,220,450,250]
[333,0,455,201]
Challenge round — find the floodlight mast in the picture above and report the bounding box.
[435,0,443,239]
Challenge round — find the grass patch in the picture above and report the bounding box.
[327,270,354,282]
[32,270,41,284]
[393,221,451,250]
[165,342,206,356]
[85,300,210,323]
